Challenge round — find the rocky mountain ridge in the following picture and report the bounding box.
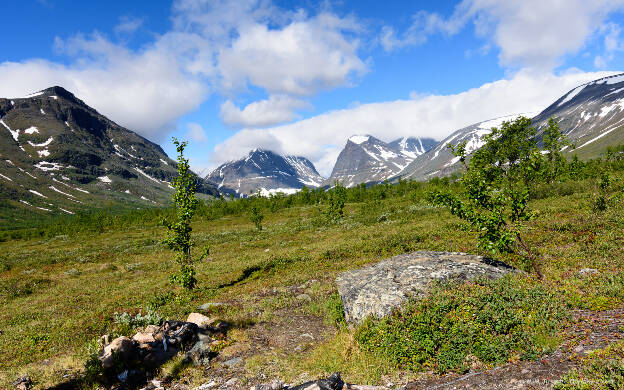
[206,149,324,196]
[0,86,216,220]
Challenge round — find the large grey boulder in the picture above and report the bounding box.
[336,251,516,324]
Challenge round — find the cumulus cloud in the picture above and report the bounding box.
[220,95,310,128]
[595,22,624,68]
[186,122,208,143]
[382,0,624,70]
[0,0,368,139]
[213,69,618,176]
[0,36,208,141]
[219,13,366,96]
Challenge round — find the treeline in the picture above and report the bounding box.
[2,141,624,242]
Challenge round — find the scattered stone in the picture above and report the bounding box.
[99,336,136,369]
[222,378,238,389]
[197,381,219,390]
[145,324,160,333]
[133,331,156,344]
[296,293,311,302]
[160,321,199,349]
[184,340,216,366]
[336,251,516,323]
[300,333,314,340]
[251,379,284,390]
[573,345,584,354]
[12,375,32,390]
[264,248,270,252]
[579,268,599,276]
[187,312,215,328]
[223,357,243,368]
[290,372,344,390]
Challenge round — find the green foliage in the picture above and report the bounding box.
[554,341,624,389]
[355,276,567,373]
[83,338,104,384]
[429,117,545,277]
[593,171,613,212]
[249,204,264,231]
[325,292,347,327]
[542,117,573,182]
[113,310,163,329]
[162,138,209,289]
[326,181,347,220]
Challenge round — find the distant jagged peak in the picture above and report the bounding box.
[348,135,371,145]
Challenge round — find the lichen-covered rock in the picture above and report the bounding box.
[99,336,136,369]
[336,251,515,323]
[186,312,215,328]
[183,340,216,366]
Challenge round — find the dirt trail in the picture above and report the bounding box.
[406,308,624,390]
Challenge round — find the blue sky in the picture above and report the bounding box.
[2,0,624,175]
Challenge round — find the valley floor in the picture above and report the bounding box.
[1,176,624,389]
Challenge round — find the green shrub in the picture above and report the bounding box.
[113,309,163,334]
[249,204,264,231]
[162,138,209,289]
[355,276,567,373]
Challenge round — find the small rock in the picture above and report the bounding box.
[290,373,343,390]
[187,313,215,328]
[264,248,270,252]
[99,336,136,369]
[296,294,311,302]
[252,379,284,390]
[300,333,314,340]
[144,324,160,333]
[184,340,215,366]
[579,268,598,276]
[222,378,238,389]
[574,345,584,353]
[223,357,242,368]
[133,331,155,343]
[12,375,32,390]
[196,380,218,390]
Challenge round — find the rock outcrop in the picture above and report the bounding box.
[336,251,516,324]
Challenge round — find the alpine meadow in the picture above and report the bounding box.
[3,1,624,390]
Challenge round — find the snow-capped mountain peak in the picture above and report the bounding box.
[206,149,324,196]
[348,135,371,144]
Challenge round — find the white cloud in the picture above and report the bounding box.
[595,22,624,68]
[218,14,366,96]
[212,69,618,176]
[114,16,145,35]
[186,122,208,143]
[220,95,310,127]
[382,0,624,70]
[0,0,367,140]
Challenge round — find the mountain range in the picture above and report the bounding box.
[207,73,624,193]
[3,72,624,216]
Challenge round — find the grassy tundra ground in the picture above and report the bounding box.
[1,172,624,389]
